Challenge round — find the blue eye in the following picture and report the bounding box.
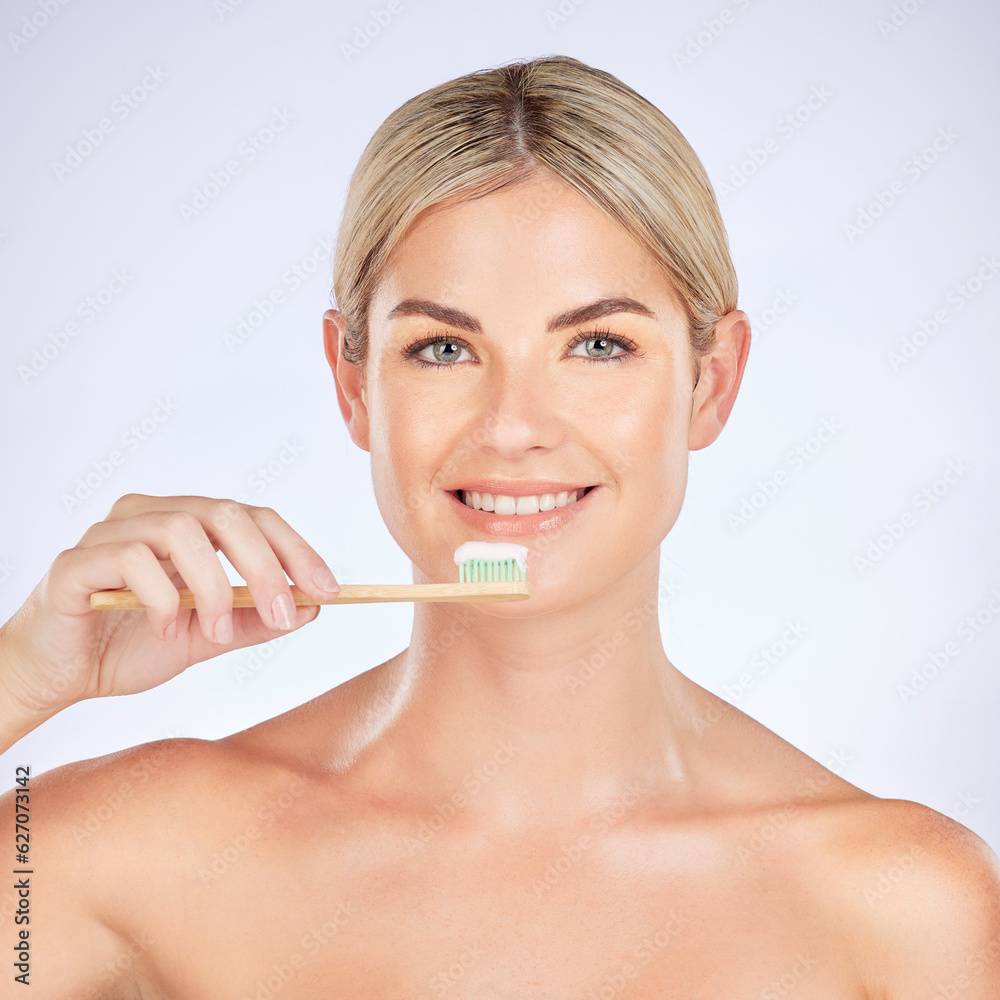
[406,337,474,367]
[403,328,639,368]
[566,329,637,364]
[569,336,624,359]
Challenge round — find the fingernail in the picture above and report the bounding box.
[271,593,295,631]
[164,620,177,643]
[312,565,340,593]
[214,613,233,645]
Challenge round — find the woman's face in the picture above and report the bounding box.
[329,172,742,614]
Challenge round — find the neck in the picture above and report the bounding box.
[357,550,699,824]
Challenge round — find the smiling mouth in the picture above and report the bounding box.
[454,487,596,515]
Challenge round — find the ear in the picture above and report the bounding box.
[688,310,751,451]
[323,309,370,452]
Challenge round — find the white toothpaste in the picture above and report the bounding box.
[453,541,528,575]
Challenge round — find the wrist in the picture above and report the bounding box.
[0,630,64,749]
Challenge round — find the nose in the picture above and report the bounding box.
[471,354,567,461]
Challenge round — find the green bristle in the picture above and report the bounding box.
[458,558,524,583]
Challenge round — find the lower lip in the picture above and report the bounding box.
[446,487,598,537]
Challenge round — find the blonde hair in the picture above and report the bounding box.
[332,55,737,384]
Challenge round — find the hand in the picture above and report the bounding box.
[0,494,339,733]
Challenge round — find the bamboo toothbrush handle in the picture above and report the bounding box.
[90,582,530,610]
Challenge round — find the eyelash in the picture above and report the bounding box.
[403,328,641,369]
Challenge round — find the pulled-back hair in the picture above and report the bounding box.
[332,55,738,383]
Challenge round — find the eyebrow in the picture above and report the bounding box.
[385,296,657,334]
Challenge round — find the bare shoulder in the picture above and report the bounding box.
[9,737,247,865]
[0,737,256,999]
[702,703,1000,993]
[22,734,243,804]
[19,653,392,855]
[13,727,336,894]
[819,795,1000,911]
[817,796,1000,996]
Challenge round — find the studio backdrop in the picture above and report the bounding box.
[1,0,998,848]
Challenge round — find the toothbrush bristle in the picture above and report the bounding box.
[457,558,525,583]
[453,541,528,584]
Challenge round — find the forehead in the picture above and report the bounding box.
[370,173,680,325]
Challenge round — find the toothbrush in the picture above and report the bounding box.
[89,541,530,609]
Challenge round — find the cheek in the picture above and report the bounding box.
[366,378,452,509]
[587,373,690,483]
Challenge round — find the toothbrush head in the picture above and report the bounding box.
[453,541,528,583]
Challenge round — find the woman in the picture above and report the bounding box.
[2,55,997,998]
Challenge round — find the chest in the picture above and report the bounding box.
[127,829,868,999]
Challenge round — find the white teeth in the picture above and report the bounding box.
[494,494,516,515]
[515,495,539,515]
[459,488,589,514]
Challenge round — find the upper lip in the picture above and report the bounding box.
[447,480,596,496]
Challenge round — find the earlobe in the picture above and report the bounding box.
[323,309,371,452]
[688,310,751,451]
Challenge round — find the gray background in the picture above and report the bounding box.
[1,0,997,849]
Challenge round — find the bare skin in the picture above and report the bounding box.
[1,172,998,998]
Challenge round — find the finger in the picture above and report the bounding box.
[139,496,340,602]
[93,510,236,645]
[102,493,173,524]
[85,503,307,635]
[47,543,181,640]
[190,602,321,665]
[192,500,299,632]
[196,500,339,627]
[97,495,339,610]
[239,504,340,600]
